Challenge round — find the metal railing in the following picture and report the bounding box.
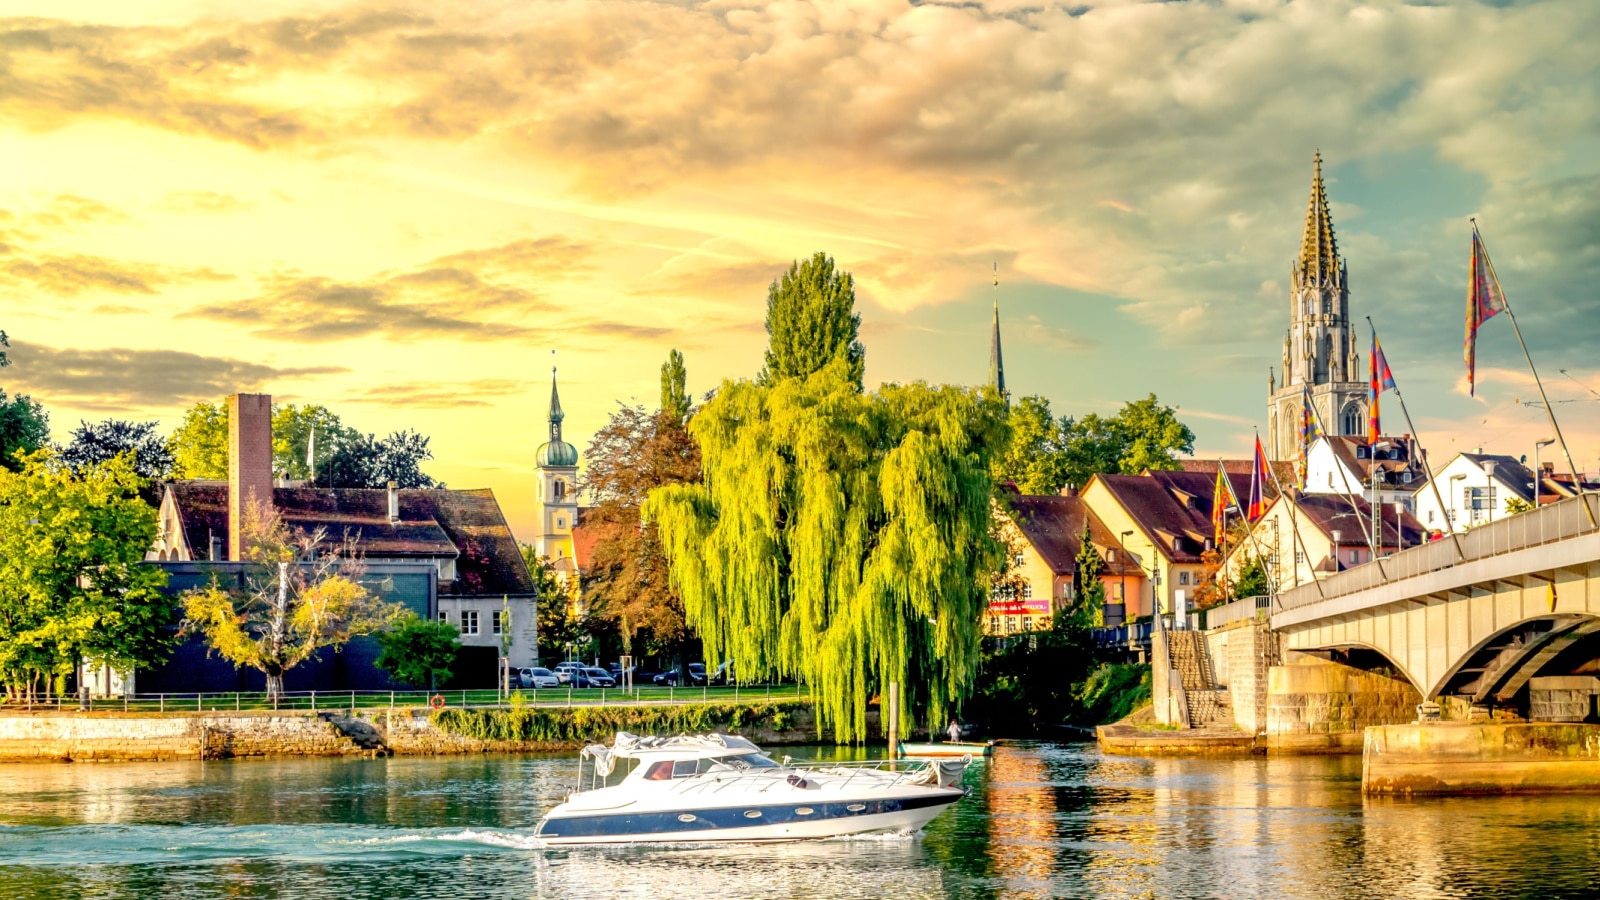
[1192,595,1271,631]
[1093,620,1153,650]
[1277,494,1600,612]
[0,683,804,714]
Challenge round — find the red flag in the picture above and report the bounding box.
[1464,228,1508,397]
[1212,466,1229,543]
[1369,332,1395,445]
[1248,436,1270,521]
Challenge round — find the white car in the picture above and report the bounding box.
[553,661,586,684]
[519,667,560,689]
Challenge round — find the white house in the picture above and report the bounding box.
[1302,435,1426,512]
[1414,453,1536,534]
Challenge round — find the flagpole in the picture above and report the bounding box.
[1220,458,1284,605]
[1368,317,1467,562]
[1301,389,1378,571]
[1368,321,1381,560]
[1473,219,1596,528]
[1258,428,1327,603]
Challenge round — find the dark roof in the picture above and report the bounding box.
[1178,458,1298,487]
[1003,494,1138,577]
[1323,436,1426,490]
[1457,453,1536,503]
[1281,492,1426,550]
[1093,471,1256,563]
[163,482,534,596]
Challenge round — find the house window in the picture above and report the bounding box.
[1179,571,1190,586]
[553,480,566,501]
[492,610,506,636]
[1349,549,1360,564]
[1343,404,1362,436]
[557,517,566,528]
[461,610,479,636]
[1022,582,1033,599]
[1428,510,1436,524]
[438,611,450,624]
[1295,551,1306,565]
[1013,553,1025,568]
[989,616,999,634]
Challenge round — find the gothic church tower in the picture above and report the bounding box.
[1267,153,1367,460]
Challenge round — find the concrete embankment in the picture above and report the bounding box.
[0,701,839,762]
[1364,722,1600,795]
[1267,657,1421,754]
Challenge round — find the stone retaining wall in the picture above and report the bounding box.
[1365,722,1600,794]
[1267,657,1420,754]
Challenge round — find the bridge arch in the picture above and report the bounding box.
[1426,613,1600,703]
[1294,642,1426,696]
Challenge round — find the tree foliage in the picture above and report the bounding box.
[1233,555,1270,599]
[994,393,1196,492]
[647,360,1009,742]
[759,252,865,389]
[1073,523,1107,628]
[60,419,173,480]
[522,543,580,662]
[183,501,401,698]
[168,401,229,479]
[0,452,176,697]
[660,348,691,425]
[375,613,460,689]
[0,388,49,472]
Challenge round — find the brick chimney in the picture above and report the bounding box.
[228,393,274,561]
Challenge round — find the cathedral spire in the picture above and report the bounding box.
[548,366,566,443]
[1298,151,1340,286]
[989,262,1007,403]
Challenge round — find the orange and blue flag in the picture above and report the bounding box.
[1369,332,1395,445]
[1464,227,1508,397]
[1248,435,1270,521]
[1211,466,1231,543]
[1299,383,1324,487]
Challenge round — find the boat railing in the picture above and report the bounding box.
[666,758,935,796]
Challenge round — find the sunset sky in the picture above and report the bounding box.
[3,0,1598,539]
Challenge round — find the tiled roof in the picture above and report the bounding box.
[162,482,534,596]
[1280,492,1426,549]
[1323,436,1426,491]
[1003,494,1139,577]
[571,507,603,571]
[1177,458,1297,488]
[1456,453,1536,503]
[1093,472,1253,563]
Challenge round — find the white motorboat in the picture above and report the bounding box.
[534,732,969,845]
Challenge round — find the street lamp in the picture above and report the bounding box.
[1534,438,1556,508]
[1119,530,1133,617]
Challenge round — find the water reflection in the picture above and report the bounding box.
[1,744,1599,898]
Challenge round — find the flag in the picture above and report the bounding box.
[1369,332,1395,445]
[1298,383,1324,488]
[1211,466,1230,544]
[1248,435,1270,521]
[1464,227,1508,397]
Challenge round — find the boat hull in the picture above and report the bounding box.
[536,790,961,845]
[898,741,992,758]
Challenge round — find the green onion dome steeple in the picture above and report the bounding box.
[535,367,579,468]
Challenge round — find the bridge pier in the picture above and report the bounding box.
[1266,654,1420,754]
[1364,722,1600,794]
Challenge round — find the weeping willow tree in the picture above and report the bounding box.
[646,358,1009,742]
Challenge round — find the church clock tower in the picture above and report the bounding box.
[535,367,580,575]
[1267,153,1367,460]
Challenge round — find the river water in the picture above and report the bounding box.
[1,742,1598,899]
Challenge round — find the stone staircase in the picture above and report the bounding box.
[1167,629,1233,728]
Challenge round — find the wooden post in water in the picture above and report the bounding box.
[887,682,899,760]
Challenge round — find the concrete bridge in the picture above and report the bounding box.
[1271,494,1600,708]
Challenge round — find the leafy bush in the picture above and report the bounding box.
[1076,663,1151,725]
[430,700,810,744]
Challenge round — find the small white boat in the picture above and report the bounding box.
[898,740,994,758]
[535,732,969,845]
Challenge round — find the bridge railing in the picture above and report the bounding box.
[1277,494,1600,612]
[1194,594,1270,630]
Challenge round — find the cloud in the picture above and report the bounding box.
[1,253,231,295]
[3,341,346,410]
[158,190,253,214]
[347,378,527,408]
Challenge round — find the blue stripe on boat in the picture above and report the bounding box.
[537,794,955,839]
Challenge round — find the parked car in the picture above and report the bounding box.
[653,663,707,686]
[707,660,736,686]
[518,667,560,689]
[573,667,616,689]
[553,661,586,684]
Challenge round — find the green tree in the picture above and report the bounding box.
[1073,523,1107,627]
[273,404,350,482]
[183,500,401,699]
[1505,496,1534,515]
[661,348,691,425]
[1233,555,1270,599]
[647,359,1009,741]
[0,451,176,698]
[0,329,8,368]
[993,395,1070,493]
[0,388,49,472]
[1114,393,1196,473]
[168,401,229,479]
[375,613,460,689]
[60,419,174,480]
[759,252,865,389]
[521,543,579,662]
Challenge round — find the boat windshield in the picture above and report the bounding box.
[709,753,780,771]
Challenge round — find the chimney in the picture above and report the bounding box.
[1059,483,1078,497]
[1543,462,1555,476]
[228,393,274,561]
[208,531,222,562]
[388,480,400,524]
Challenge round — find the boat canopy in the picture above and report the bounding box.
[609,732,764,761]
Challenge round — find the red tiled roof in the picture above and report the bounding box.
[1093,469,1273,563]
[163,482,534,596]
[571,507,604,571]
[1177,458,1297,489]
[1002,494,1139,576]
[1276,492,1427,549]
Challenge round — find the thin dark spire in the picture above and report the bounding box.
[549,362,565,443]
[989,262,1007,403]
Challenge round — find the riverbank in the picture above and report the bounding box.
[1095,705,1262,755]
[0,699,844,762]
